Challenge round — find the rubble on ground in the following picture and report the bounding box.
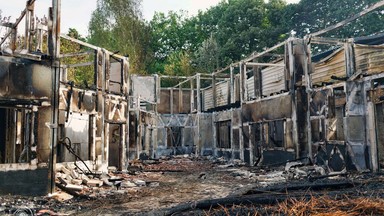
[1,155,383,215]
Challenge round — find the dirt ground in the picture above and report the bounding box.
[1,156,384,216]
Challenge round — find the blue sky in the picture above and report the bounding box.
[0,0,299,36]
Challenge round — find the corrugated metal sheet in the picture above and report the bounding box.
[216,80,229,107]
[355,44,384,75]
[261,60,286,96]
[203,88,214,111]
[312,48,346,85]
[203,80,230,110]
[246,76,255,100]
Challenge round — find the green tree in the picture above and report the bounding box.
[61,28,94,87]
[148,10,194,74]
[164,51,193,76]
[88,0,151,74]
[184,0,289,68]
[289,0,384,38]
[194,34,220,73]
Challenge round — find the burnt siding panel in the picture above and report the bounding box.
[158,90,171,114]
[312,48,346,86]
[216,81,229,107]
[242,94,292,122]
[261,60,286,96]
[0,168,49,196]
[355,44,384,75]
[0,60,10,96]
[246,76,255,100]
[0,57,52,100]
[203,88,214,111]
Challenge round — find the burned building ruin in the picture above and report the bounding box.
[1,0,384,196]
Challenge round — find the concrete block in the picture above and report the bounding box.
[71,179,83,185]
[61,167,71,176]
[70,169,79,179]
[65,184,83,191]
[86,179,103,187]
[133,179,146,187]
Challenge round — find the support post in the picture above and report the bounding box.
[288,39,299,158]
[367,99,378,172]
[303,38,313,161]
[190,77,194,113]
[239,62,245,104]
[197,74,201,113]
[179,85,183,113]
[345,40,355,78]
[48,0,61,194]
[212,75,217,108]
[230,66,234,104]
[170,88,174,114]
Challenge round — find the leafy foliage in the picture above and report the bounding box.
[88,0,151,74]
[85,0,384,80]
[61,28,94,87]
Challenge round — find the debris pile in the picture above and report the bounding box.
[1,155,384,215]
[55,163,103,197]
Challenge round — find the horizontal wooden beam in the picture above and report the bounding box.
[245,62,285,67]
[62,61,93,68]
[59,51,93,58]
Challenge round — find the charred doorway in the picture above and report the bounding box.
[216,121,231,149]
[109,123,123,169]
[370,78,384,170]
[375,100,384,169]
[251,123,262,164]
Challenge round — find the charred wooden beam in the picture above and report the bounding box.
[59,51,93,58]
[62,61,93,68]
[245,62,285,67]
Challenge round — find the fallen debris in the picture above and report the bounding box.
[1,157,384,215]
[48,192,73,202]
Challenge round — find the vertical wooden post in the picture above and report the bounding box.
[239,62,246,104]
[249,124,254,165]
[170,88,174,114]
[345,40,355,78]
[230,66,235,104]
[303,38,313,160]
[367,97,378,172]
[212,75,217,108]
[243,63,248,102]
[230,109,235,159]
[196,74,201,155]
[288,39,299,158]
[253,58,262,99]
[197,74,201,113]
[190,77,194,113]
[47,0,61,194]
[24,1,30,51]
[100,49,107,168]
[179,85,183,113]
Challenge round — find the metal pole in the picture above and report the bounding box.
[48,0,61,194]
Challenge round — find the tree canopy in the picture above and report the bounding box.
[85,0,384,77]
